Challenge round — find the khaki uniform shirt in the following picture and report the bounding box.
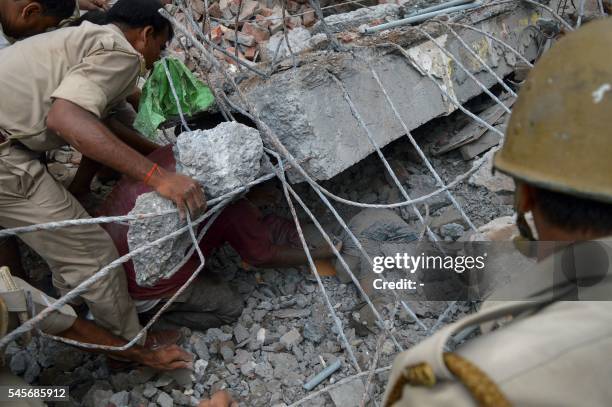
[383,239,612,407]
[0,21,144,152]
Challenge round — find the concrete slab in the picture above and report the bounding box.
[238,2,546,181]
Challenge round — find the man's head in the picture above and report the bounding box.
[495,18,612,241]
[0,0,74,38]
[106,0,173,70]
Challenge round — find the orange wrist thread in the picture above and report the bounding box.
[143,163,159,185]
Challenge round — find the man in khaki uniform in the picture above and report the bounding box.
[0,0,74,49]
[0,266,195,407]
[0,0,206,344]
[383,18,612,407]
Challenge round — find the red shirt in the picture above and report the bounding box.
[98,146,295,299]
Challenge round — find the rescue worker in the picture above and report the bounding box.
[0,0,206,348]
[382,18,612,407]
[0,0,73,49]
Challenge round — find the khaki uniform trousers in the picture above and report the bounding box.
[0,143,141,342]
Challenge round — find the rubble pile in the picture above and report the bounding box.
[10,97,523,406]
[169,0,447,68]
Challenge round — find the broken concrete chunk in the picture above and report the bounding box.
[469,148,514,193]
[128,122,263,287]
[127,192,190,287]
[174,122,264,199]
[439,223,465,240]
[109,391,129,407]
[223,30,256,47]
[328,379,367,407]
[242,22,270,44]
[234,324,250,343]
[313,4,400,33]
[279,328,302,350]
[262,28,312,61]
[156,391,174,407]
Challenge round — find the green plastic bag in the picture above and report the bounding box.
[135,57,215,139]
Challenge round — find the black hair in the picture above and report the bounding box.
[106,0,173,40]
[38,0,75,19]
[70,9,108,26]
[535,187,612,234]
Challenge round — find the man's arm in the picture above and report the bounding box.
[47,98,206,218]
[104,115,160,156]
[255,242,341,268]
[59,318,193,371]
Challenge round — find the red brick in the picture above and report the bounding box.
[242,22,270,43]
[210,25,225,43]
[208,2,222,19]
[286,0,300,13]
[224,47,245,65]
[286,15,302,29]
[244,46,257,60]
[259,7,273,17]
[301,8,316,27]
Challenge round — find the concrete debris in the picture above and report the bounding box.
[439,222,465,240]
[469,148,514,193]
[127,192,190,287]
[315,4,400,33]
[109,390,129,407]
[190,332,211,360]
[156,391,174,407]
[477,216,518,241]
[262,27,312,61]
[174,122,264,199]
[328,379,367,407]
[280,328,302,350]
[234,323,251,343]
[128,122,263,286]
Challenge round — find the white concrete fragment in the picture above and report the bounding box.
[174,122,264,198]
[127,192,189,287]
[128,122,264,287]
[328,379,367,407]
[263,28,312,61]
[469,148,514,193]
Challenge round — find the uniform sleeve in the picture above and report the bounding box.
[51,49,140,118]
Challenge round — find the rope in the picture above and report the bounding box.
[385,352,510,407]
[444,352,511,407]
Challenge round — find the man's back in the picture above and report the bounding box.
[0,21,141,151]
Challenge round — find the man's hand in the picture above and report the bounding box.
[198,391,238,407]
[140,345,194,371]
[78,0,109,10]
[150,169,207,220]
[47,99,204,220]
